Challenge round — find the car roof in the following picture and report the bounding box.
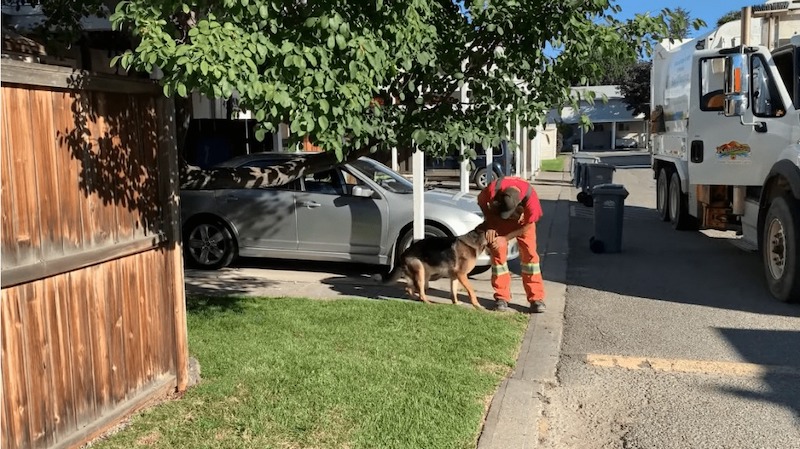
[214,152,312,168]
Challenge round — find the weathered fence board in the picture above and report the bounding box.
[1,59,188,449]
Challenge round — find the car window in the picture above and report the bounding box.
[302,169,345,195]
[237,158,300,190]
[348,159,413,194]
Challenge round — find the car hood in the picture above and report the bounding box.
[424,188,481,212]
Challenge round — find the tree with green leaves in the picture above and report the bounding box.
[106,0,694,189]
[667,6,692,40]
[1,0,108,54]
[717,9,741,27]
[617,60,652,118]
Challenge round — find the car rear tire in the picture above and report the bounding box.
[184,219,237,270]
[762,195,800,302]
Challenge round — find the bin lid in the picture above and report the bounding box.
[592,183,628,197]
[587,162,616,170]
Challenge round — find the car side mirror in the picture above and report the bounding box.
[351,186,375,198]
[724,53,750,117]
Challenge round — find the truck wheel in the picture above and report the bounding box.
[657,168,670,222]
[668,171,695,230]
[473,168,501,190]
[762,195,800,302]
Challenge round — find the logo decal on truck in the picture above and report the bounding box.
[716,141,751,160]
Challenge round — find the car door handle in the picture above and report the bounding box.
[299,201,321,208]
[224,195,239,202]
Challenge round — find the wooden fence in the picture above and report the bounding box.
[1,59,188,449]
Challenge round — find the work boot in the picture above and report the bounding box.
[529,301,546,313]
[494,300,511,312]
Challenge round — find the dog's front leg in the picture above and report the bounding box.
[456,273,483,310]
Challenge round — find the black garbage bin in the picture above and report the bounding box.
[579,162,616,206]
[589,183,629,254]
[571,155,600,189]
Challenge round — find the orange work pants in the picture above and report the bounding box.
[490,222,545,303]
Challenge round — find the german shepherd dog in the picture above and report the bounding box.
[382,229,488,309]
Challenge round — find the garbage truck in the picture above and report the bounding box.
[650,1,800,302]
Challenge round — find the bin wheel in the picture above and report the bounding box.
[577,191,588,204]
[582,195,594,207]
[589,237,605,254]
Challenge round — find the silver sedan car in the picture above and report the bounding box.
[180,152,518,271]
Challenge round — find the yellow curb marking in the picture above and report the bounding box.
[585,354,800,378]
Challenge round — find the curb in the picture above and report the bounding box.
[477,171,571,449]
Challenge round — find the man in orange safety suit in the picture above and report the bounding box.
[477,176,546,313]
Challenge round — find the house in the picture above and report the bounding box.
[549,85,647,151]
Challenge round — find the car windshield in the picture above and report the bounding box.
[349,158,413,194]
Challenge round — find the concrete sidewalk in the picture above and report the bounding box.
[476,169,571,449]
[184,166,574,449]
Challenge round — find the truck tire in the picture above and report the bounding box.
[668,171,696,230]
[657,168,670,222]
[762,195,800,302]
[473,167,501,190]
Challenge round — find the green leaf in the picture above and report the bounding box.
[320,99,330,113]
[177,83,187,97]
[335,34,347,49]
[200,60,208,75]
[255,128,267,141]
[306,52,317,67]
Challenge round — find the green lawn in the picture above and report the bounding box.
[540,154,568,172]
[90,296,528,449]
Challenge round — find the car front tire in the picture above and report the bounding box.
[184,219,237,270]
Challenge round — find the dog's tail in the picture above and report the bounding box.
[373,261,404,284]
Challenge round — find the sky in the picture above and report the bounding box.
[611,1,763,37]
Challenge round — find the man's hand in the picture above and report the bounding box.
[489,236,507,251]
[485,229,498,245]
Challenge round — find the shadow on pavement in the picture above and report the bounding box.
[185,267,285,297]
[568,201,800,318]
[717,328,800,418]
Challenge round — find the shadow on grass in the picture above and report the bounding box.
[186,295,248,314]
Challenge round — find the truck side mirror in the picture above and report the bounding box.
[723,53,750,117]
